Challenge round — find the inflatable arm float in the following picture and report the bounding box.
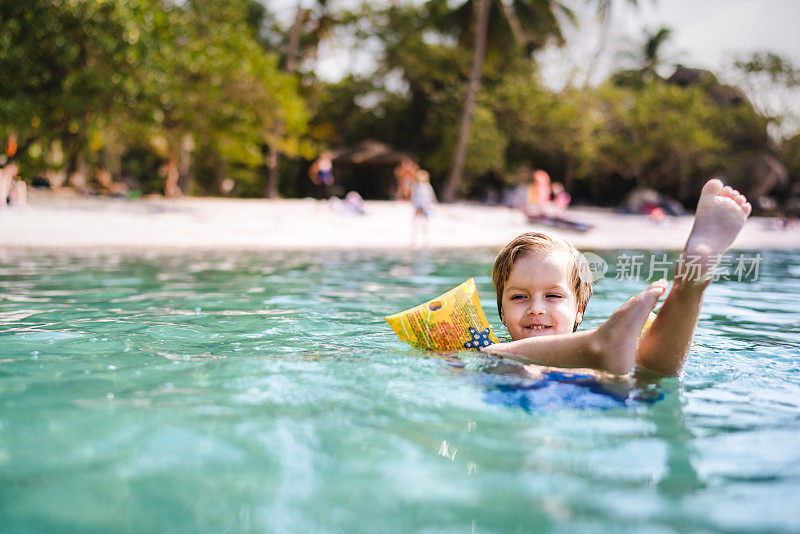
[385,278,499,351]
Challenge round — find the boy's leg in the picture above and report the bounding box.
[635,179,751,375]
[484,279,668,375]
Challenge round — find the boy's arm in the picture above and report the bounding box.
[486,280,667,376]
[482,330,614,372]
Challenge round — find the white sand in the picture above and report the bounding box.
[1,190,798,252]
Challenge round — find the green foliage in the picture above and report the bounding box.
[736,52,800,87]
[493,67,586,174]
[426,103,507,181]
[0,0,133,171]
[0,0,309,194]
[570,82,730,199]
[120,144,165,195]
[425,0,570,65]
[493,67,765,203]
[0,0,787,204]
[780,133,800,184]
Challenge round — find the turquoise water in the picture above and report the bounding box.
[1,248,799,533]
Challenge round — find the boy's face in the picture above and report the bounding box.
[501,250,582,340]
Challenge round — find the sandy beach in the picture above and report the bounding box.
[1,189,798,252]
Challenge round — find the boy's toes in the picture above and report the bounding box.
[701,179,724,197]
[736,192,749,207]
[639,279,668,303]
[720,186,737,200]
[648,279,668,296]
[743,201,752,216]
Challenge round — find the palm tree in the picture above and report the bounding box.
[442,0,491,203]
[437,0,570,202]
[616,25,674,81]
[640,26,672,79]
[582,0,644,87]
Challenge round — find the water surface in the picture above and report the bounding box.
[1,248,799,533]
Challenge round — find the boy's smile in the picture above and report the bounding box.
[501,250,582,340]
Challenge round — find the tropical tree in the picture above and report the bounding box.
[581,81,732,202]
[430,0,571,201]
[256,0,338,197]
[581,0,645,87]
[0,0,308,196]
[613,25,675,88]
[733,51,800,141]
[494,63,594,189]
[0,0,137,176]
[780,132,800,185]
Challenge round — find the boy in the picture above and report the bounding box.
[483,179,752,376]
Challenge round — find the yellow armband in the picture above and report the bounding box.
[642,311,656,337]
[386,278,499,351]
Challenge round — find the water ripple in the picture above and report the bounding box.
[1,248,799,532]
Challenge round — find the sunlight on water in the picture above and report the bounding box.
[0,249,798,532]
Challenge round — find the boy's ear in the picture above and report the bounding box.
[575,310,583,325]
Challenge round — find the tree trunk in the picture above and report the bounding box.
[177,134,194,195]
[564,154,576,191]
[283,6,306,73]
[265,145,280,198]
[263,5,306,199]
[64,132,88,191]
[441,0,491,203]
[164,155,182,198]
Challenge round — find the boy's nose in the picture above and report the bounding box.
[527,298,546,315]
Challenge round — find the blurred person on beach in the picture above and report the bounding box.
[1,159,19,208]
[393,158,417,201]
[484,178,752,377]
[525,169,552,217]
[8,174,27,207]
[94,164,128,197]
[1,136,18,207]
[550,181,571,215]
[330,190,366,216]
[161,159,182,198]
[309,151,335,200]
[68,168,90,194]
[344,191,365,215]
[410,168,437,248]
[623,187,686,219]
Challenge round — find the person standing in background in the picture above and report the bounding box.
[309,151,335,200]
[410,169,437,247]
[393,158,417,201]
[525,169,552,217]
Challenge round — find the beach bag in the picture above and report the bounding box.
[386,278,499,351]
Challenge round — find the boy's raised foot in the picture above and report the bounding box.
[682,179,752,284]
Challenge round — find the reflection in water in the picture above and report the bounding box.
[650,383,704,498]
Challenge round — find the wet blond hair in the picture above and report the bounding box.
[492,232,592,330]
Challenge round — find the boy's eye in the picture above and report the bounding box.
[510,294,526,300]
[546,294,563,299]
